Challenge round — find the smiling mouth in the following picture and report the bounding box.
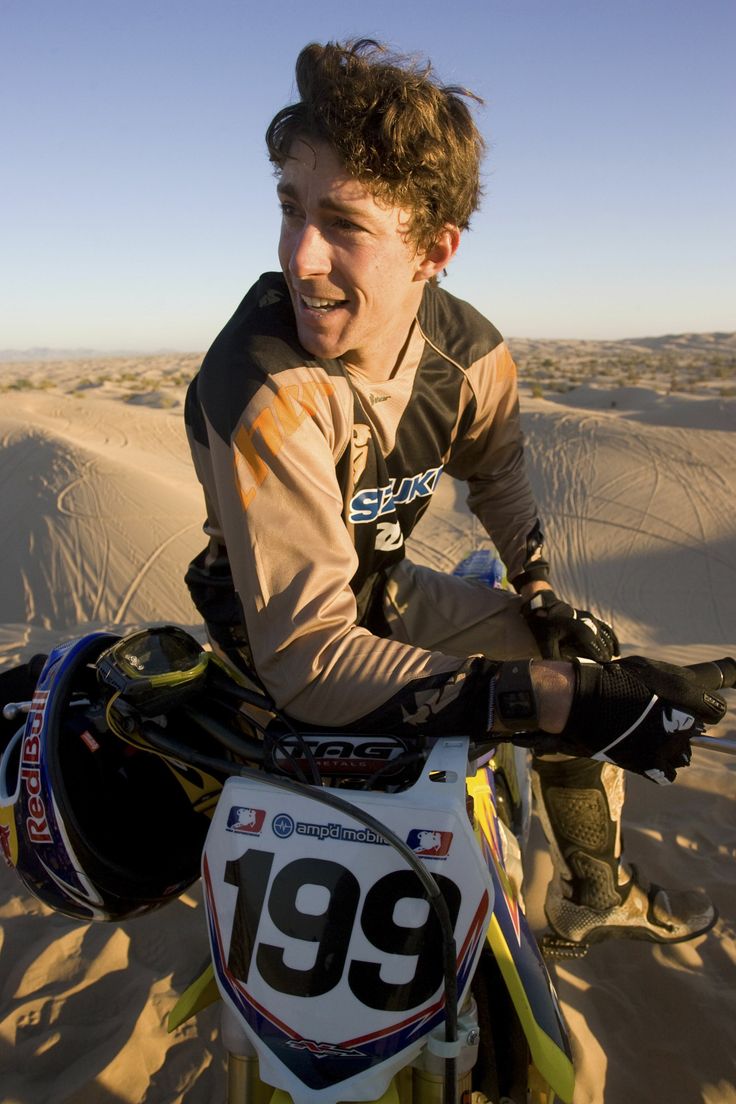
[300,294,348,312]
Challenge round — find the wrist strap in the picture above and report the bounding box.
[511,562,550,592]
[494,659,539,731]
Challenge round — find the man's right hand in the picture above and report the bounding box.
[555,655,729,784]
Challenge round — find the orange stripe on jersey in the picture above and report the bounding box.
[234,380,335,510]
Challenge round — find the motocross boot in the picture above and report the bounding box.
[532,756,716,947]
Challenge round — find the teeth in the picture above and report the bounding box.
[302,295,343,309]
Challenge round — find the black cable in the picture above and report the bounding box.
[206,668,323,784]
[264,726,322,786]
[362,749,427,789]
[183,704,266,764]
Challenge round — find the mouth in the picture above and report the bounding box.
[299,293,348,313]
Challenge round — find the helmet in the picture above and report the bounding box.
[0,632,217,921]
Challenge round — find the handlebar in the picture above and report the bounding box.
[691,733,736,756]
[685,657,736,690]
[685,659,736,757]
[3,653,734,772]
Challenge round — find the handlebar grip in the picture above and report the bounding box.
[685,658,736,690]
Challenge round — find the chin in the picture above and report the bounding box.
[296,329,344,362]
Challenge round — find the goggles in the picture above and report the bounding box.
[96,626,209,713]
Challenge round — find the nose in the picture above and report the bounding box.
[288,222,331,280]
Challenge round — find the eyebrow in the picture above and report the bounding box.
[276,180,375,221]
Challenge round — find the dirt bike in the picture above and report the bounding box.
[2,625,733,1104]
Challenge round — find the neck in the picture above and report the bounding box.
[343,285,426,382]
[343,322,418,383]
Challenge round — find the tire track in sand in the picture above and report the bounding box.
[112,522,201,624]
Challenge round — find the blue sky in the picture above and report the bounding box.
[2,0,734,349]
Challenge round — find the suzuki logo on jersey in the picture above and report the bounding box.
[349,465,443,524]
[375,521,403,551]
[407,828,453,857]
[226,806,266,835]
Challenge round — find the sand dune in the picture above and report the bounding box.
[0,348,734,1103]
[0,391,204,668]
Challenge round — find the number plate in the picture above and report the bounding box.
[202,738,493,1103]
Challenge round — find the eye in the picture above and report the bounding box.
[333,217,364,234]
[279,201,301,220]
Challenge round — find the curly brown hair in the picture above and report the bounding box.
[265,39,485,249]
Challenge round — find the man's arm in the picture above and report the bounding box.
[447,341,619,661]
[446,341,544,586]
[498,656,728,785]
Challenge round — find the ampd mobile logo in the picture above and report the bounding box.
[272,813,295,839]
[271,815,388,847]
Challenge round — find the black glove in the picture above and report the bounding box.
[522,589,619,661]
[557,655,727,784]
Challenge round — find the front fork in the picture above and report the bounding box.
[221,1001,478,1104]
[221,1004,272,1104]
[226,1053,274,1104]
[224,1055,475,1104]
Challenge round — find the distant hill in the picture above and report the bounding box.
[2,333,734,365]
[504,332,736,398]
[507,331,736,362]
[619,332,736,354]
[0,346,192,363]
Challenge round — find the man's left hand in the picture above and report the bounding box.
[522,589,619,662]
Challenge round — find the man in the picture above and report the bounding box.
[184,40,724,947]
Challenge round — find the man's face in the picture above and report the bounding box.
[277,138,431,379]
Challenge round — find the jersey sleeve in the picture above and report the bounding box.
[445,341,550,588]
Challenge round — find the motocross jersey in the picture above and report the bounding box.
[184,272,548,736]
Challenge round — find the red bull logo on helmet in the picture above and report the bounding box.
[21,690,53,844]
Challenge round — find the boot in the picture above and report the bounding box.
[532,756,716,946]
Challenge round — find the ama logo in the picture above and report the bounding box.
[407,828,453,858]
[226,806,266,835]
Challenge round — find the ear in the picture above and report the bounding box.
[413,225,462,282]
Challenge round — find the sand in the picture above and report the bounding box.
[0,340,734,1103]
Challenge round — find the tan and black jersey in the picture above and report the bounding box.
[185,272,548,738]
